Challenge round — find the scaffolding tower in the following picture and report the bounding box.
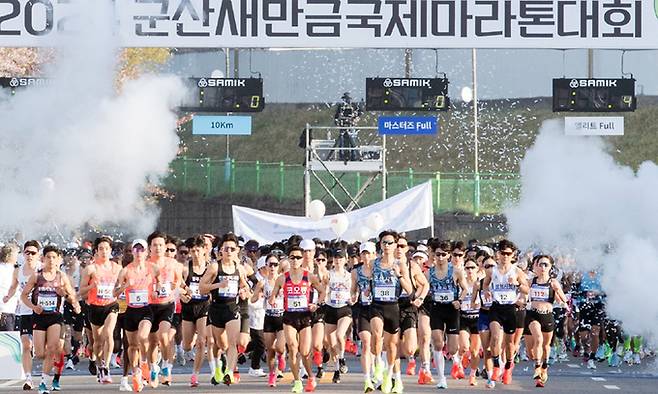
[303,125,387,215]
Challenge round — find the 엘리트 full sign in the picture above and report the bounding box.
[0,1,657,49]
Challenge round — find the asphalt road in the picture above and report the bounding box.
[1,353,655,393]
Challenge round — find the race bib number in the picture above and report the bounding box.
[373,285,396,302]
[189,282,205,300]
[217,277,239,298]
[287,295,309,312]
[432,290,454,303]
[493,289,516,304]
[461,299,472,311]
[360,288,372,305]
[531,287,550,302]
[329,290,350,306]
[38,294,58,312]
[96,284,114,300]
[157,283,171,298]
[128,289,149,307]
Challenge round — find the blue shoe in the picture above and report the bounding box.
[150,365,160,388]
[51,380,61,391]
[161,367,171,386]
[38,382,50,394]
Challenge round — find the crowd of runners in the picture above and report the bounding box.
[0,231,652,393]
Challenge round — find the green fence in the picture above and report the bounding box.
[163,158,521,215]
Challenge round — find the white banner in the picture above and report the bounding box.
[565,116,624,136]
[0,1,657,49]
[0,332,24,379]
[233,181,433,243]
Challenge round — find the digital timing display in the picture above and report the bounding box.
[179,77,264,113]
[366,77,449,112]
[553,78,636,113]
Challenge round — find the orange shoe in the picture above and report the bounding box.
[132,373,143,393]
[140,362,150,383]
[461,353,470,370]
[406,359,416,376]
[304,377,317,392]
[417,369,433,384]
[233,370,241,384]
[456,365,465,380]
[312,351,323,367]
[469,374,477,386]
[491,367,500,382]
[502,367,513,385]
[450,363,460,380]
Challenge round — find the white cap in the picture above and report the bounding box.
[412,250,429,260]
[256,256,267,270]
[478,246,494,257]
[416,244,428,253]
[300,239,316,251]
[131,239,147,249]
[359,241,376,254]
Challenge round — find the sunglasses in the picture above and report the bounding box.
[289,255,303,260]
[268,263,279,267]
[223,246,237,252]
[382,240,395,246]
[166,248,176,253]
[179,250,189,255]
[315,258,327,262]
[539,262,550,268]
[452,252,464,257]
[397,244,408,249]
[435,251,448,257]
[24,250,38,256]
[465,266,477,270]
[484,264,496,269]
[500,251,514,256]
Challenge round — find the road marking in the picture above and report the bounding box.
[0,380,20,387]
[591,377,606,381]
[603,385,621,390]
[567,364,580,368]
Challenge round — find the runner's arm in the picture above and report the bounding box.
[199,262,219,295]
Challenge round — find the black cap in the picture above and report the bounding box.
[331,248,347,258]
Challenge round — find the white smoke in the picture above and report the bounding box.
[506,119,658,348]
[0,1,184,238]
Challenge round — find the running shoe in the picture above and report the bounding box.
[160,366,170,386]
[391,378,403,393]
[485,377,495,389]
[132,373,143,393]
[249,368,267,377]
[461,353,470,369]
[435,375,448,389]
[88,360,97,376]
[119,377,132,392]
[634,353,642,365]
[587,359,597,369]
[609,353,622,367]
[417,369,433,384]
[292,379,303,394]
[541,367,548,384]
[150,364,160,388]
[213,359,225,384]
[469,374,477,386]
[176,349,186,366]
[50,380,61,392]
[65,359,75,370]
[190,374,199,388]
[535,378,544,388]
[304,377,317,392]
[278,353,286,372]
[380,372,393,394]
[339,358,348,374]
[332,370,341,383]
[312,351,323,367]
[223,371,235,386]
[101,370,112,384]
[502,363,514,385]
[314,367,322,379]
[38,382,49,394]
[268,372,276,387]
[23,377,33,391]
[491,366,500,382]
[373,362,384,384]
[364,378,375,393]
[406,358,416,375]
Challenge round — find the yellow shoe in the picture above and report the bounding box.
[292,379,303,393]
[381,372,392,394]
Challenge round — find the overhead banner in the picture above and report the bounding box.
[1,1,658,49]
[233,181,433,243]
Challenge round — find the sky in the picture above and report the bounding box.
[166,48,658,104]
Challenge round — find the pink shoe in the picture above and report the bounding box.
[190,374,199,388]
[278,353,286,372]
[268,372,277,387]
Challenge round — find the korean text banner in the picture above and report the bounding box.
[232,181,433,244]
[1,1,658,49]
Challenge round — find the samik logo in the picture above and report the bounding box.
[382,78,432,88]
[10,78,51,87]
[197,78,208,88]
[9,78,19,87]
[570,79,618,88]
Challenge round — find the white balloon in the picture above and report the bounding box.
[359,226,371,241]
[461,86,473,103]
[41,177,56,193]
[366,212,384,232]
[330,214,349,237]
[308,200,326,221]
